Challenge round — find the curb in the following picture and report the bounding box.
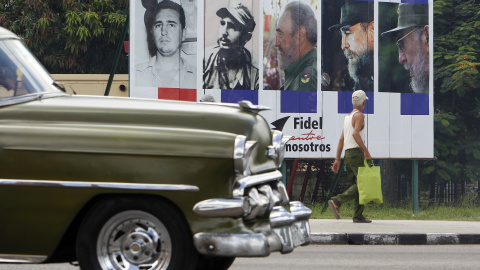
[310,233,480,245]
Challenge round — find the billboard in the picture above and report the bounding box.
[129,0,434,159]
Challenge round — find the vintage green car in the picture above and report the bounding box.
[0,27,311,270]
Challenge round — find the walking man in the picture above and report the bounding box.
[330,90,373,223]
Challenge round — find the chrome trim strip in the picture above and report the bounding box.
[289,201,313,220]
[193,198,250,218]
[233,135,247,175]
[233,170,282,197]
[268,131,283,161]
[238,100,271,114]
[0,92,67,107]
[270,206,296,228]
[276,181,290,205]
[0,179,199,192]
[0,254,47,263]
[194,232,276,257]
[212,101,271,114]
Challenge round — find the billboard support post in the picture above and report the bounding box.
[412,160,419,213]
[105,13,129,96]
[287,159,299,197]
[281,160,287,186]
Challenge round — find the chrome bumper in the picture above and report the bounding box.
[193,201,311,257]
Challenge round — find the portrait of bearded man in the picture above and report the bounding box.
[328,1,374,92]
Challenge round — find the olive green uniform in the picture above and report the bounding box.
[280,48,317,91]
[331,148,365,220]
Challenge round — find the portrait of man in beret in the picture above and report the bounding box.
[203,0,259,90]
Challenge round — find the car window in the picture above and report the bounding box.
[0,39,59,98]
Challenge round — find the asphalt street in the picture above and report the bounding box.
[230,245,480,270]
[2,245,480,270]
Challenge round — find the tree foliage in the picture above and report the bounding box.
[423,0,480,184]
[0,0,128,73]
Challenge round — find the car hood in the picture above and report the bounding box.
[0,95,277,174]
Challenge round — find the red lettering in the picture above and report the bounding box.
[290,131,326,141]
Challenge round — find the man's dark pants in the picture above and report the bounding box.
[331,147,365,220]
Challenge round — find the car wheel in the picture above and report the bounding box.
[196,255,236,270]
[76,197,198,270]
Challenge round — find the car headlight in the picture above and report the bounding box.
[234,135,257,176]
[268,131,291,168]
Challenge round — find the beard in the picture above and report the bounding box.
[345,49,374,90]
[218,37,240,52]
[279,40,297,70]
[279,48,294,70]
[407,48,429,93]
[217,37,244,63]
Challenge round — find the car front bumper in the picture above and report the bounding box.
[193,201,311,257]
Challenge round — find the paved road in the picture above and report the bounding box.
[0,264,77,270]
[2,245,480,270]
[230,245,480,270]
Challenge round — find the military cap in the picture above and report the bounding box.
[381,3,428,37]
[216,1,256,33]
[329,1,374,31]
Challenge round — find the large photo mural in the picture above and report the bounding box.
[130,0,434,159]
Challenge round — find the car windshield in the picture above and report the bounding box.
[0,39,61,98]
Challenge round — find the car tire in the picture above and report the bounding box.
[196,255,236,270]
[76,197,198,270]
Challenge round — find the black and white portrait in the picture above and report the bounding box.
[203,0,259,90]
[134,0,197,89]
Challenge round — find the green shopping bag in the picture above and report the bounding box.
[357,161,383,205]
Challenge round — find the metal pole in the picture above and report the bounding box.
[412,159,419,213]
[105,13,129,96]
[287,159,299,197]
[300,160,313,202]
[281,160,287,186]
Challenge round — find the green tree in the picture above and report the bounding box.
[0,0,128,73]
[423,0,480,196]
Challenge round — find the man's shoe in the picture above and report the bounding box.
[353,217,372,223]
[328,200,341,219]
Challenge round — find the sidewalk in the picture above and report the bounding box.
[309,219,480,245]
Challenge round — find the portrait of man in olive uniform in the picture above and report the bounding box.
[275,1,317,91]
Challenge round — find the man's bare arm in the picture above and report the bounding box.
[332,130,344,173]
